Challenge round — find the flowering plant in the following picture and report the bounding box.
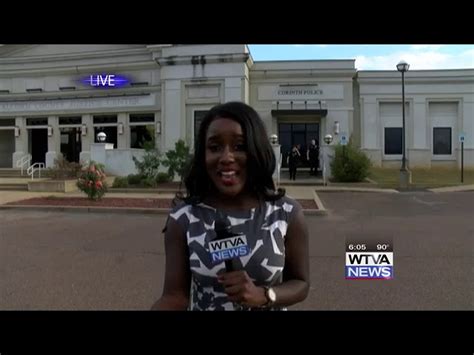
[77,161,108,200]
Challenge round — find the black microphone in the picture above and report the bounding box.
[214,210,238,272]
[212,210,254,311]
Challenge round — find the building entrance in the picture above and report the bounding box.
[278,123,319,168]
[60,127,81,162]
[29,129,48,164]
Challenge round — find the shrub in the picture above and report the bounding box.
[156,172,171,183]
[132,149,161,180]
[77,161,108,200]
[330,139,372,182]
[162,139,192,180]
[127,174,143,185]
[112,176,129,188]
[141,176,156,188]
[48,157,83,179]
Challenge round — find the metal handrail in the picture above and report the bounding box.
[16,154,32,176]
[27,162,45,180]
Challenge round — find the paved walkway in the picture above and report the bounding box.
[0,180,471,209]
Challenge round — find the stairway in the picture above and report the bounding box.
[0,168,26,178]
[0,169,42,191]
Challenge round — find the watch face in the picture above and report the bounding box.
[268,288,276,302]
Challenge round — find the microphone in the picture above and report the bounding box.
[211,210,252,311]
[210,210,250,272]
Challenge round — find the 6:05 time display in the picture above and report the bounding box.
[348,244,366,251]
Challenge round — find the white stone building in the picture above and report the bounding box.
[0,44,472,174]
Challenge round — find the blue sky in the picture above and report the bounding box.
[247,45,474,70]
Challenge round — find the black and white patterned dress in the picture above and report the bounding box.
[167,196,301,311]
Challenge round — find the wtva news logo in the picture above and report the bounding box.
[345,239,393,280]
[79,74,129,88]
[209,234,250,264]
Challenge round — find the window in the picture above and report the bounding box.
[59,117,81,125]
[0,119,15,127]
[384,128,402,155]
[131,125,154,149]
[93,115,117,124]
[130,114,154,123]
[433,127,451,155]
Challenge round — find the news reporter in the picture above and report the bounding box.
[152,101,309,311]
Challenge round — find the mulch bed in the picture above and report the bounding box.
[5,197,318,210]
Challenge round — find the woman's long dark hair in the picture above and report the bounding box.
[175,101,285,205]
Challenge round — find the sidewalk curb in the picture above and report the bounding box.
[0,204,323,216]
[312,190,328,215]
[314,187,399,193]
[0,205,170,215]
[428,184,474,193]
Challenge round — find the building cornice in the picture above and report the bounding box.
[0,61,159,77]
[0,86,160,102]
[155,53,250,66]
[0,47,152,65]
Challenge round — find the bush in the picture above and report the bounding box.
[48,157,83,179]
[330,139,372,182]
[133,149,161,180]
[127,174,143,185]
[112,176,129,188]
[162,139,192,180]
[77,161,108,200]
[141,176,156,188]
[156,172,171,183]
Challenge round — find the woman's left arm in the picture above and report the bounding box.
[273,204,310,307]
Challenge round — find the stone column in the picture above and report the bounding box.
[80,114,93,164]
[117,113,127,149]
[46,116,61,168]
[12,117,28,169]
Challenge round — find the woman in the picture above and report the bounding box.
[153,101,309,310]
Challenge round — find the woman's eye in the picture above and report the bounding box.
[208,145,221,152]
[235,144,246,151]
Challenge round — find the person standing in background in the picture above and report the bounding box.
[307,139,319,176]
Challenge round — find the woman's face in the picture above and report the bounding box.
[205,117,248,198]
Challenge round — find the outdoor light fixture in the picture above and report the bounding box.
[47,126,53,137]
[334,121,340,135]
[14,126,20,137]
[97,131,107,142]
[270,134,278,145]
[118,123,124,135]
[81,124,87,136]
[396,60,409,171]
[156,121,161,134]
[324,134,333,145]
[396,59,411,187]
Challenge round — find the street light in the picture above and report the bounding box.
[397,60,411,187]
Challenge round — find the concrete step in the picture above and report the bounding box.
[0,169,47,178]
[0,184,29,191]
[0,169,25,177]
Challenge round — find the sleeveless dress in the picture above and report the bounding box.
[167,195,302,311]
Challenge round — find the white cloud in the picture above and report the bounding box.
[355,48,474,70]
[410,45,445,51]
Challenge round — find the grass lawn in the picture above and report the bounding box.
[368,167,474,189]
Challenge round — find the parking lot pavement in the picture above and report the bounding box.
[0,191,472,310]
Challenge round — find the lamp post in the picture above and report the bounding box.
[397,60,411,188]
